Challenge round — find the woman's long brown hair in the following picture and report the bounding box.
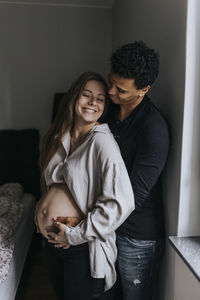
[39,72,109,191]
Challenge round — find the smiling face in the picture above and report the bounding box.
[75,80,106,126]
[108,73,150,109]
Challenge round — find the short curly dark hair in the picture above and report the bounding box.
[110,41,159,89]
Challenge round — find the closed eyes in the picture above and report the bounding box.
[117,87,126,93]
[82,93,105,102]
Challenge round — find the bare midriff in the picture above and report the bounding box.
[37,183,83,239]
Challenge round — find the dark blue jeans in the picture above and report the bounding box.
[115,234,164,300]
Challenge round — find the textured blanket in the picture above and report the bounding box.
[0,183,24,284]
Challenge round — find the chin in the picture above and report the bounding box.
[112,100,120,105]
[110,97,120,104]
[82,118,98,125]
[82,115,100,123]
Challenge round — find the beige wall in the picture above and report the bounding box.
[174,247,200,300]
[0,3,112,135]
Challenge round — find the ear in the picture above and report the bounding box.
[138,85,150,97]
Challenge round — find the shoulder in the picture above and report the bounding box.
[141,98,169,136]
[136,104,170,154]
[90,124,122,163]
[91,123,114,142]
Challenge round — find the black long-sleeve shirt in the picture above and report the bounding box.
[106,95,170,240]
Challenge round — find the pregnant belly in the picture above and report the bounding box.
[37,183,83,239]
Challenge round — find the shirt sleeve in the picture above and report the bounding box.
[65,159,135,245]
[130,117,170,208]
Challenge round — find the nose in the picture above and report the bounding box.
[88,95,97,105]
[108,84,116,96]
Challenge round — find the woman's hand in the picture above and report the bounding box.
[56,216,80,227]
[46,218,70,249]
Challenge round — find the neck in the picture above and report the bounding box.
[119,96,144,121]
[71,121,96,140]
[69,122,96,155]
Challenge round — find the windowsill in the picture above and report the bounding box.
[169,236,200,281]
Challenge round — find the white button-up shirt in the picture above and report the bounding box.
[44,123,135,290]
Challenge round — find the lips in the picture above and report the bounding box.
[82,107,97,113]
[109,96,118,101]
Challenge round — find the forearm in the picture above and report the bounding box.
[65,191,134,245]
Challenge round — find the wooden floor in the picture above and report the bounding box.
[15,235,56,300]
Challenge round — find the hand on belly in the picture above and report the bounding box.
[45,216,81,235]
[36,184,83,239]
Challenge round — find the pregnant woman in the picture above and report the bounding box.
[35,72,135,300]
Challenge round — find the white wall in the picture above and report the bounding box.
[0,2,112,136]
[178,0,200,237]
[112,0,200,299]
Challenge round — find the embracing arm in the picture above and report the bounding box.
[130,117,170,209]
[64,161,135,245]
